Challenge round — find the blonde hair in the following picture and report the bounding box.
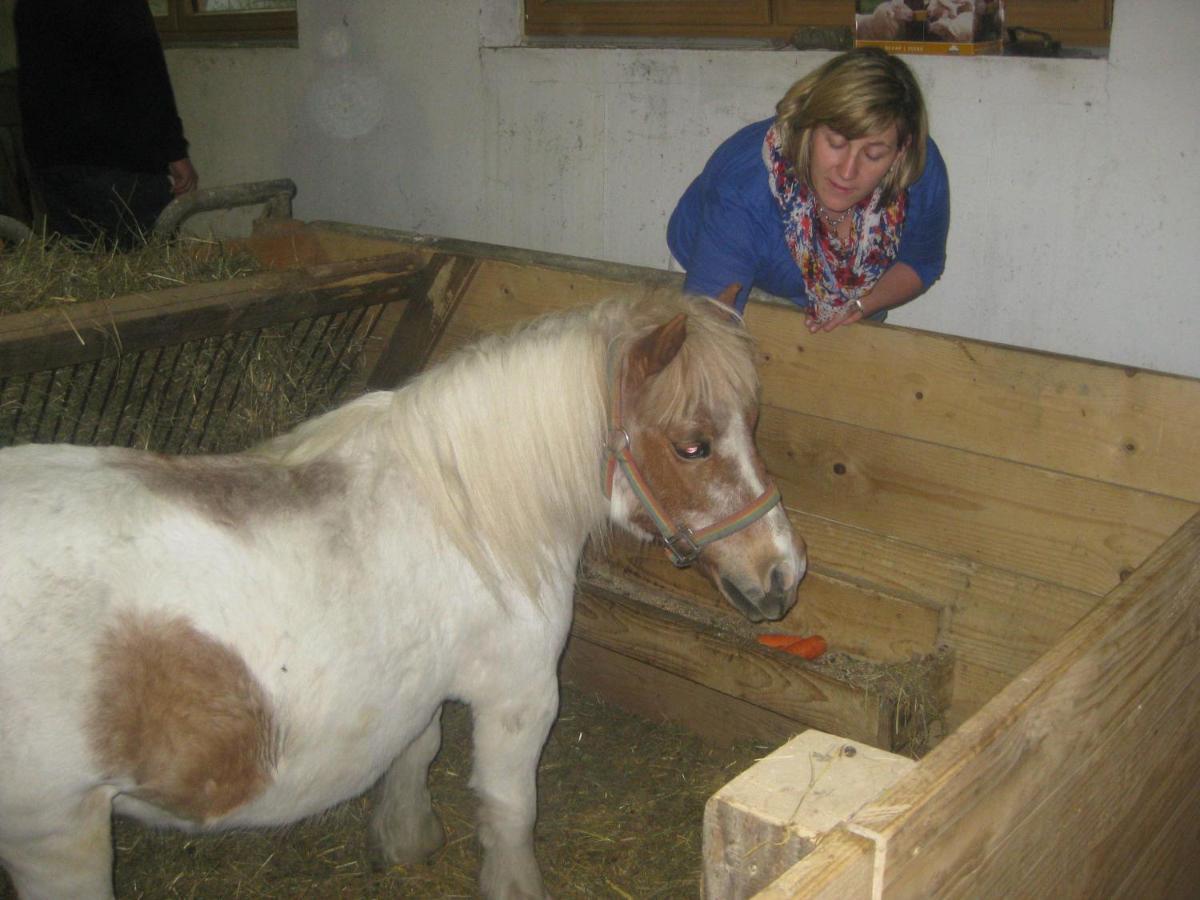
[775,48,929,208]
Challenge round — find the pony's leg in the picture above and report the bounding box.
[368,705,445,868]
[471,679,558,900]
[0,789,115,900]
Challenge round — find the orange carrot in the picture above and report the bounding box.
[756,633,803,649]
[755,633,828,660]
[782,635,827,660]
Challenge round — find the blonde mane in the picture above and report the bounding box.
[261,291,761,600]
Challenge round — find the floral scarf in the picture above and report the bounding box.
[763,123,907,322]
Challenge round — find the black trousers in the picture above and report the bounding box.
[31,164,172,249]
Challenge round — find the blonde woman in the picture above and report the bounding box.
[667,48,948,332]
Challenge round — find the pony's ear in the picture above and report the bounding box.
[627,313,687,384]
[714,283,741,308]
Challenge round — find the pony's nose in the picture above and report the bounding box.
[719,568,798,623]
[769,564,789,596]
[763,565,799,620]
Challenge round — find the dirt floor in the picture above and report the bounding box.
[0,680,768,899]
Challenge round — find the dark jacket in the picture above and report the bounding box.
[15,0,189,174]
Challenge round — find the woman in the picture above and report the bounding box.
[667,48,948,332]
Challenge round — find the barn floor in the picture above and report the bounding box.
[0,678,767,899]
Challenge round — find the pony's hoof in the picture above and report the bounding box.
[367,809,445,870]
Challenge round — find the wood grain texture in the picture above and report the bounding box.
[751,305,1200,504]
[573,584,893,748]
[753,828,876,900]
[789,510,1103,729]
[560,637,802,747]
[841,513,1200,898]
[0,254,425,378]
[586,530,940,665]
[758,403,1197,596]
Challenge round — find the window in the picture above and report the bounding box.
[150,0,297,46]
[524,0,1113,47]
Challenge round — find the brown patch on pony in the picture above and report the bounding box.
[118,454,347,529]
[88,611,278,823]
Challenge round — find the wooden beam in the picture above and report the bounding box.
[560,637,802,747]
[573,583,895,748]
[0,254,425,378]
[754,829,876,900]
[584,531,941,666]
[365,253,480,390]
[834,512,1200,897]
[751,304,1200,504]
[758,403,1197,597]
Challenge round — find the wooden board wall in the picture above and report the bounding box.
[290,225,1200,730]
[768,511,1200,898]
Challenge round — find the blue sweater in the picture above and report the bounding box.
[667,118,949,311]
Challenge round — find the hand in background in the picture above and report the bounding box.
[169,158,199,196]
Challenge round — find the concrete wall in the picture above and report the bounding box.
[163,0,1199,378]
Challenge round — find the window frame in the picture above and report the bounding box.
[152,0,297,47]
[524,0,1113,47]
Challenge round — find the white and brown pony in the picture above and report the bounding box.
[0,288,805,899]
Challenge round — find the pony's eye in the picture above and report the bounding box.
[674,441,711,460]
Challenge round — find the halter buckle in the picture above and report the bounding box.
[605,427,631,457]
[663,527,702,568]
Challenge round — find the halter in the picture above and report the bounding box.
[602,344,783,568]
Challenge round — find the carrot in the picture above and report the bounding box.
[756,633,803,649]
[755,633,828,660]
[782,635,827,660]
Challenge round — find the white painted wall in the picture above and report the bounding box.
[166,0,1200,378]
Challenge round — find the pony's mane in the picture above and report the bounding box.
[259,291,760,601]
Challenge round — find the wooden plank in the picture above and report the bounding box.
[832,512,1200,898]
[758,403,1197,597]
[754,828,875,900]
[1067,676,1200,899]
[584,531,941,665]
[573,584,893,748]
[365,253,481,390]
[560,637,802,747]
[787,510,1102,729]
[294,228,1200,508]
[589,481,1106,730]
[426,257,680,364]
[0,254,425,377]
[232,218,333,269]
[750,304,1200,504]
[705,731,914,900]
[887,647,1200,898]
[1115,769,1200,899]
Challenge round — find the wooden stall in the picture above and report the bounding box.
[3,217,1197,897]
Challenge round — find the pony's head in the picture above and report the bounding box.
[604,290,806,622]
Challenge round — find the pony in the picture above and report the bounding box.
[0,287,805,899]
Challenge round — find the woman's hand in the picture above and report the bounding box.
[804,262,925,334]
[805,298,865,333]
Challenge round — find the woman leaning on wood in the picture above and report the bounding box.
[668,48,950,333]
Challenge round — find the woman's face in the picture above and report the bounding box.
[808,123,904,213]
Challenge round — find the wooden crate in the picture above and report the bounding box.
[5,218,1197,896]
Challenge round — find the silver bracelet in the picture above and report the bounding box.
[851,298,865,316]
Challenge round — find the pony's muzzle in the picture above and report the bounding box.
[718,560,802,623]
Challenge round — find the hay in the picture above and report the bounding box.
[810,647,952,758]
[0,232,260,316]
[0,233,375,454]
[0,684,768,899]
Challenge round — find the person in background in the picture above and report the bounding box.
[667,48,948,333]
[14,0,198,249]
